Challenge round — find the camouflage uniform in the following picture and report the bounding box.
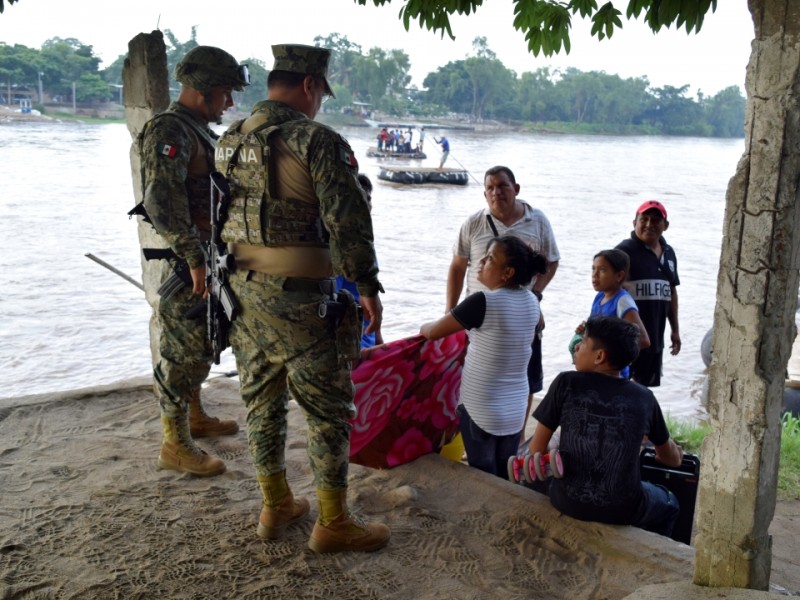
[225,98,379,488]
[141,102,216,418]
[218,44,389,552]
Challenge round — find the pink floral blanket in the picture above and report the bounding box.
[349,331,467,469]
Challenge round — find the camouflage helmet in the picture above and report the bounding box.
[175,45,250,93]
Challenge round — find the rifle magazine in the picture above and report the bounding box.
[157,273,186,300]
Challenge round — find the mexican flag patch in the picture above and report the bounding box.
[158,143,178,158]
[338,143,358,169]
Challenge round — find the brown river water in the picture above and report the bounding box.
[0,121,748,420]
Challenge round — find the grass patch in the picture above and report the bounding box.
[778,413,800,500]
[522,120,661,136]
[664,414,800,500]
[665,415,712,455]
[50,111,124,124]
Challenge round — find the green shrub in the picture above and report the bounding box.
[779,413,800,499]
[661,413,800,500]
[665,415,712,455]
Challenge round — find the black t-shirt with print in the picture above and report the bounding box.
[533,371,670,525]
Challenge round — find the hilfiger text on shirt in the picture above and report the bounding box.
[630,279,672,301]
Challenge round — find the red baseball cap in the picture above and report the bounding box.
[636,200,667,219]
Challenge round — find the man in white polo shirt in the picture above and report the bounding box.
[446,165,560,442]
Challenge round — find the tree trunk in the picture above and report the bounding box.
[693,0,800,589]
[122,31,171,366]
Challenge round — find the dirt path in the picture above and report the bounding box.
[0,377,798,598]
[768,499,800,595]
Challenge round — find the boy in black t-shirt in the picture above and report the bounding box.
[529,316,684,536]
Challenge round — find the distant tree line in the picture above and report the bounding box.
[316,34,744,138]
[421,36,745,137]
[0,31,744,137]
[0,37,109,104]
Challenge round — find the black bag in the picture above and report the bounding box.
[640,447,700,545]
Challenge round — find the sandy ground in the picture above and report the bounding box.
[0,376,797,599]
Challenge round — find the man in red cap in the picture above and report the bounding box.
[615,200,680,387]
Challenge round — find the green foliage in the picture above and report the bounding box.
[419,42,743,136]
[238,58,269,108]
[0,42,40,86]
[355,0,718,57]
[0,0,21,13]
[314,34,412,107]
[422,38,517,121]
[661,413,800,500]
[101,55,126,86]
[355,0,484,41]
[41,38,102,98]
[664,415,712,455]
[779,413,800,500]
[314,33,364,88]
[1,27,743,138]
[513,1,572,56]
[161,27,201,98]
[590,3,623,41]
[0,38,110,105]
[703,85,746,137]
[74,73,111,103]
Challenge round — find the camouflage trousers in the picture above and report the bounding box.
[229,270,358,489]
[152,259,212,418]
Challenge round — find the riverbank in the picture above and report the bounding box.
[0,104,52,122]
[0,376,797,598]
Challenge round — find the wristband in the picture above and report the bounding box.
[533,290,543,301]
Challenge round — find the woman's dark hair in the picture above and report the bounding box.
[488,235,547,287]
[593,249,630,277]
[584,316,640,369]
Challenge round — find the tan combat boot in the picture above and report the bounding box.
[308,488,390,553]
[158,414,226,477]
[188,390,239,438]
[256,472,310,540]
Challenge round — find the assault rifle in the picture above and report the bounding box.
[207,171,239,364]
[142,247,193,301]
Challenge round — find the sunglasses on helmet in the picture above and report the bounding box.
[238,64,251,86]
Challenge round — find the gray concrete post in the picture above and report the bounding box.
[693,0,800,589]
[122,31,171,367]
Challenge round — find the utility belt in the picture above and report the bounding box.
[246,272,335,294]
[245,272,362,362]
[232,243,332,280]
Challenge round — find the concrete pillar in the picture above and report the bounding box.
[122,31,171,366]
[693,0,800,589]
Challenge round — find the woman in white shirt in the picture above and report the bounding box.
[421,235,547,479]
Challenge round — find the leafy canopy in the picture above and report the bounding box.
[0,0,21,13]
[354,0,717,57]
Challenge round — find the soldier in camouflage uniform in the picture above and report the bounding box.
[139,46,249,477]
[216,44,389,552]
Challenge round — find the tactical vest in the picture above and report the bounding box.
[136,111,217,235]
[214,118,328,248]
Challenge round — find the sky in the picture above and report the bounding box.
[0,0,753,96]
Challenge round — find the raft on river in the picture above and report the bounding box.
[367,146,427,160]
[377,165,469,186]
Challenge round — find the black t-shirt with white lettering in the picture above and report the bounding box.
[616,233,679,353]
